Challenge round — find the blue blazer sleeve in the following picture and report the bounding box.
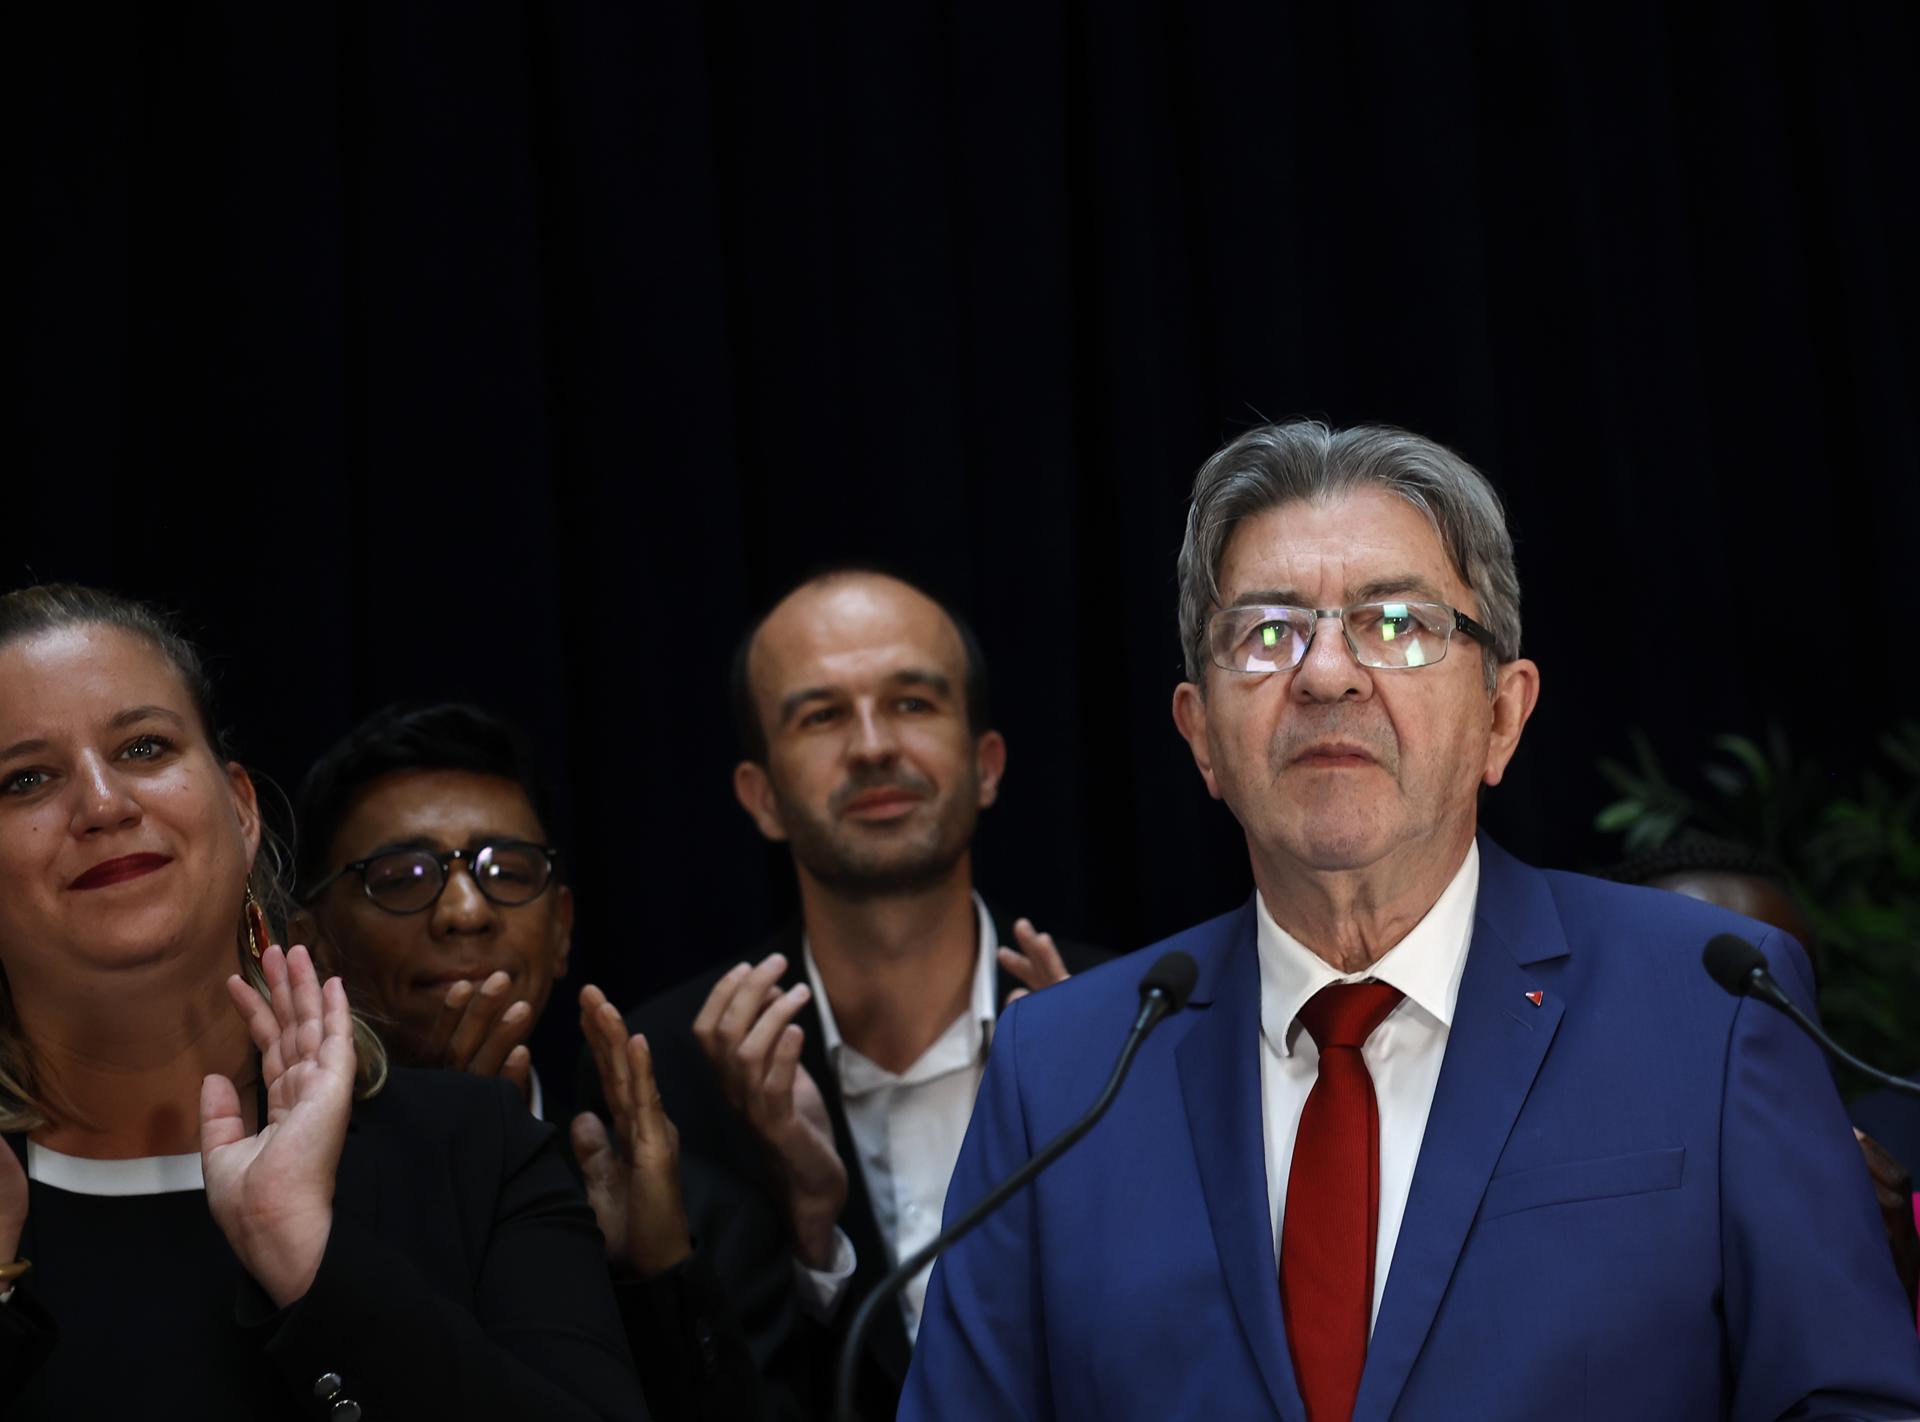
[903,996,1050,1422]
[1721,929,1920,1420]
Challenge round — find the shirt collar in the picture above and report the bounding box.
[1256,841,1480,1057]
[803,891,1000,1069]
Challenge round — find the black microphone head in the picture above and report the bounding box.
[1703,933,1768,997]
[1140,951,1199,1014]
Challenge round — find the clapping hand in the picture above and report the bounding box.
[199,944,356,1309]
[998,917,1072,1007]
[692,955,847,1270]
[422,969,535,1104]
[570,984,693,1277]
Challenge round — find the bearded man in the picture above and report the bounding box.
[602,568,1103,1421]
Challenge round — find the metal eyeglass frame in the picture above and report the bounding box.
[1206,600,1496,673]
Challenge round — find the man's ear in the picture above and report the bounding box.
[551,884,575,980]
[1171,682,1223,801]
[974,730,1007,808]
[733,760,789,842]
[1481,657,1542,788]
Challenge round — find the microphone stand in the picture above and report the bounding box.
[1740,964,1920,1101]
[1704,934,1920,1100]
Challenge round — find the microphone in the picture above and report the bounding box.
[832,950,1199,1421]
[1702,933,1920,1100]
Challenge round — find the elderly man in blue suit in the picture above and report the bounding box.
[903,421,1920,1420]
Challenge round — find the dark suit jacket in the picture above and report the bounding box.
[612,1156,774,1422]
[527,1052,766,1422]
[593,906,1107,1421]
[905,838,1920,1420]
[1,1069,650,1420]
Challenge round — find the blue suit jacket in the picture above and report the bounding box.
[903,839,1920,1420]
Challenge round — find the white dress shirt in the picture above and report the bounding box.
[1258,842,1479,1329]
[794,894,999,1342]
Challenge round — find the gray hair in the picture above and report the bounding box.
[1176,421,1522,690]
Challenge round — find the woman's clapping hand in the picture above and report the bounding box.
[199,944,356,1308]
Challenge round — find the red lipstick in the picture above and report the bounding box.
[69,853,172,891]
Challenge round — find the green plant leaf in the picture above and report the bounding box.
[1594,799,1648,833]
[1701,763,1745,798]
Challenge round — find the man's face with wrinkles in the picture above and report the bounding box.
[1175,488,1524,879]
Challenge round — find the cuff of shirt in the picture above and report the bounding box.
[791,1227,857,1321]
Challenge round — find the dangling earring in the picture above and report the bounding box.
[243,883,268,961]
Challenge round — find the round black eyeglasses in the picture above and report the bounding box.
[303,841,560,916]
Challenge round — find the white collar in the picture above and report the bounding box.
[803,891,1000,1071]
[1257,841,1480,1057]
[26,1141,204,1196]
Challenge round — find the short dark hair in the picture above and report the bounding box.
[729,566,992,764]
[295,702,553,895]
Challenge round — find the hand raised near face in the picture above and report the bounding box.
[421,969,535,1104]
[1855,1127,1920,1310]
[999,918,1072,1007]
[200,944,357,1308]
[570,984,693,1278]
[691,955,847,1270]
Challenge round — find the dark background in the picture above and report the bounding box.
[17,3,1919,1103]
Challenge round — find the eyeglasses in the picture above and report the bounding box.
[1205,601,1495,675]
[304,840,561,915]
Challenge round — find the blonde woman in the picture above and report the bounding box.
[0,586,648,1420]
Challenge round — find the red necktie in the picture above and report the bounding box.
[1280,981,1404,1422]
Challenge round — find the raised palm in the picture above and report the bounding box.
[692,957,849,1268]
[572,984,693,1277]
[199,944,357,1308]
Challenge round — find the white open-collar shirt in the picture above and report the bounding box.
[797,892,999,1342]
[1257,841,1479,1329]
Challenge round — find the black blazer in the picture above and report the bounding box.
[597,907,1108,1421]
[1,1069,650,1421]
[612,1154,774,1422]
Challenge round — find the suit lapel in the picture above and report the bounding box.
[1176,904,1307,1422]
[1354,840,1569,1422]
[786,946,915,1386]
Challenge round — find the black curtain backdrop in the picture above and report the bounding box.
[18,3,1919,1109]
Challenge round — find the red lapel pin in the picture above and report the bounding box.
[1523,990,1544,1007]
